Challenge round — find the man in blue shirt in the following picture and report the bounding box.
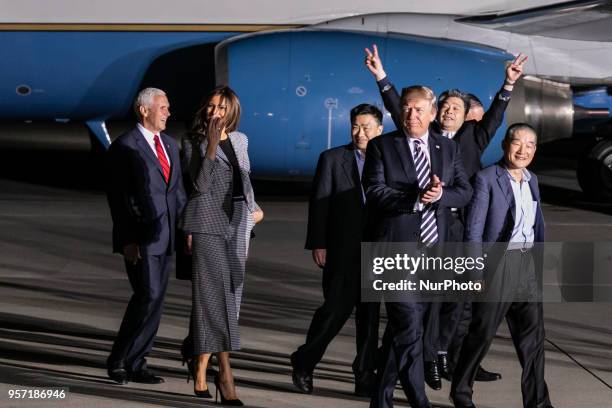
[450,123,553,408]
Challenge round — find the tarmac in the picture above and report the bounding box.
[0,150,610,408]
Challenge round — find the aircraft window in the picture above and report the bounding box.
[16,85,31,96]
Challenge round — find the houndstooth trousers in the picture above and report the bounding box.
[190,200,252,354]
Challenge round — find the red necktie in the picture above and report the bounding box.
[154,135,170,183]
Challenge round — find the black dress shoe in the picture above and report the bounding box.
[474,366,502,382]
[424,361,442,390]
[449,396,477,408]
[290,353,313,394]
[354,370,376,397]
[437,354,452,381]
[130,369,165,384]
[291,367,313,394]
[107,361,128,385]
[108,367,128,384]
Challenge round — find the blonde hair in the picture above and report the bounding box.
[400,85,437,112]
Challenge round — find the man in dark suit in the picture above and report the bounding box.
[365,44,526,181]
[291,104,384,397]
[362,86,472,408]
[365,45,527,387]
[450,123,553,408]
[106,88,187,384]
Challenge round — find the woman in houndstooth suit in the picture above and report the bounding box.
[180,86,263,405]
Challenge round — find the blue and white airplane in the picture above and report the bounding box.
[2,0,611,197]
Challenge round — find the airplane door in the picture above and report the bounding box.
[219,34,291,177]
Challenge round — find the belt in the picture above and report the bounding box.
[507,244,534,253]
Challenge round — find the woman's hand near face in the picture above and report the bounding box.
[205,116,225,160]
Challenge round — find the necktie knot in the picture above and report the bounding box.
[414,139,425,156]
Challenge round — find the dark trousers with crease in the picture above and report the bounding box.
[446,301,472,370]
[423,301,466,362]
[370,302,430,408]
[108,252,171,372]
[423,211,465,363]
[293,269,380,376]
[451,251,551,408]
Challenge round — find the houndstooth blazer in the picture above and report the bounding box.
[180,131,259,235]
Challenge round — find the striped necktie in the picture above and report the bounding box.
[413,139,438,246]
[154,135,170,183]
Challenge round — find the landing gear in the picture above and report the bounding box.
[577,139,612,201]
[85,120,111,150]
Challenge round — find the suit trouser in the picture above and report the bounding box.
[446,301,472,369]
[371,302,429,408]
[108,252,171,372]
[451,251,551,408]
[293,269,380,376]
[423,301,466,362]
[423,211,465,363]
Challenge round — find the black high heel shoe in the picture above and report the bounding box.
[183,357,192,382]
[187,359,212,398]
[214,374,243,406]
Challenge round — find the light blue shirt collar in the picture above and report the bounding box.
[505,167,532,183]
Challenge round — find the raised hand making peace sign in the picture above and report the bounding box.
[364,44,387,81]
[505,53,528,85]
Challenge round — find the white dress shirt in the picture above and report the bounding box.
[137,123,171,165]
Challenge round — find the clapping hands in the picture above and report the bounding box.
[420,174,444,204]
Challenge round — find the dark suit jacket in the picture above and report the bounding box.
[305,143,365,275]
[377,77,509,179]
[106,127,187,255]
[465,163,545,280]
[465,163,544,245]
[362,130,472,242]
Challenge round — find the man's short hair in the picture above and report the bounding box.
[134,88,166,121]
[400,86,437,111]
[438,89,470,115]
[466,93,483,109]
[503,122,538,145]
[350,103,383,125]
